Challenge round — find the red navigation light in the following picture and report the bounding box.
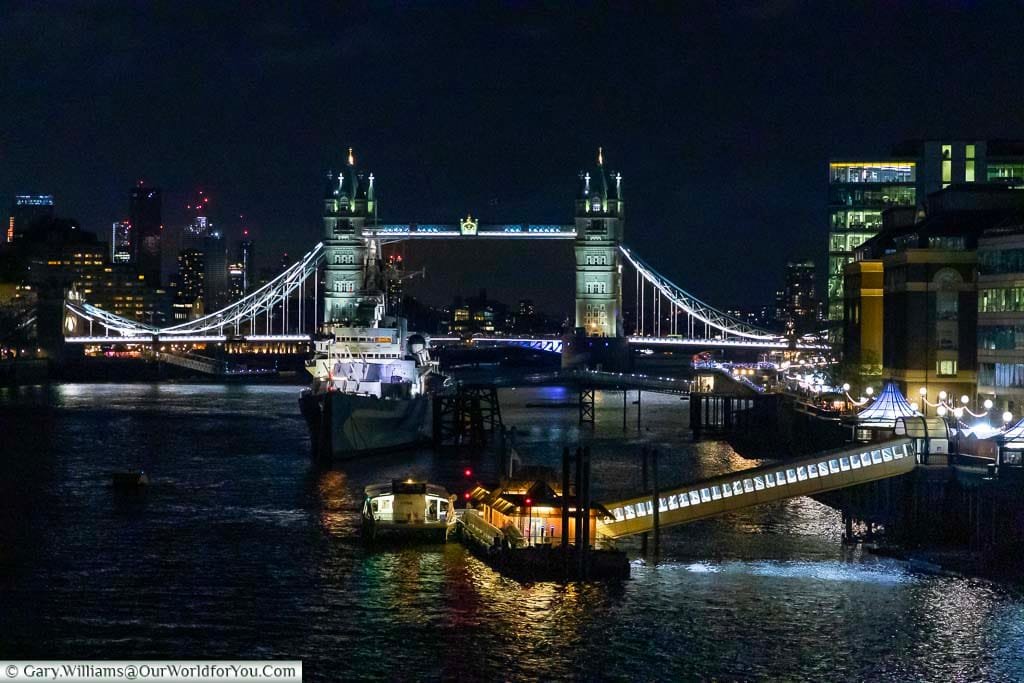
[464,468,472,477]
[525,498,532,506]
[464,492,471,500]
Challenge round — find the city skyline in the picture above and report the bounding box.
[4,3,1024,311]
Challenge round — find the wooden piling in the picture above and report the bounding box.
[561,446,571,577]
[640,447,649,554]
[580,446,592,578]
[652,448,660,556]
[622,390,627,431]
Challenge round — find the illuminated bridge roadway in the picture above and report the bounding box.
[597,439,916,540]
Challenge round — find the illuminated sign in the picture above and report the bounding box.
[460,214,478,236]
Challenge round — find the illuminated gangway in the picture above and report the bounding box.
[597,439,916,539]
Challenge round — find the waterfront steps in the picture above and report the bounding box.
[598,439,917,540]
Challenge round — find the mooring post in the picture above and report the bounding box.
[622,390,627,431]
[640,447,649,554]
[574,446,583,554]
[561,446,571,577]
[652,448,660,557]
[580,445,592,579]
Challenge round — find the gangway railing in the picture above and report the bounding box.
[568,369,691,394]
[597,439,916,539]
[155,351,223,375]
[458,509,524,548]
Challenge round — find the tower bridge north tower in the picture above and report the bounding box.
[574,148,623,337]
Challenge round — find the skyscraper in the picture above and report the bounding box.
[238,233,254,293]
[172,248,204,321]
[111,220,131,263]
[129,184,162,286]
[8,194,55,243]
[227,262,245,301]
[775,260,818,336]
[181,190,212,250]
[202,229,227,312]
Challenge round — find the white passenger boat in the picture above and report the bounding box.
[362,479,458,541]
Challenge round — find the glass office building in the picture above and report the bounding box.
[827,161,917,322]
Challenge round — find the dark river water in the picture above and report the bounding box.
[1,383,1023,681]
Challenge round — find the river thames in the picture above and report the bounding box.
[1,383,1022,681]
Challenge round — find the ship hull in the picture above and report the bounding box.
[300,390,431,462]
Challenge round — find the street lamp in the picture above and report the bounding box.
[939,390,948,403]
[961,395,970,406]
[865,386,874,397]
[1003,411,1014,424]
[937,405,947,417]
[910,402,920,412]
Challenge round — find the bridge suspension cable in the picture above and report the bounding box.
[619,244,779,342]
[163,242,323,335]
[65,242,325,339]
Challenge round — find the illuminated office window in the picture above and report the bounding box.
[966,144,976,182]
[942,145,952,187]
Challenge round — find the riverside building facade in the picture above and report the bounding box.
[977,221,1024,412]
[828,140,1024,337]
[843,184,1024,400]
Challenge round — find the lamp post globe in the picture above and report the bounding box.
[939,390,948,402]
[961,395,970,405]
[1003,411,1014,424]
[865,386,874,396]
[937,406,947,417]
[984,399,994,410]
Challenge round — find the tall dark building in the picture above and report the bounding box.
[775,260,818,336]
[8,195,55,243]
[385,254,404,315]
[227,262,245,301]
[202,230,227,312]
[238,234,254,293]
[129,184,162,286]
[172,248,204,321]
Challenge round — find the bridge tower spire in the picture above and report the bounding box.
[321,148,375,327]
[574,148,623,337]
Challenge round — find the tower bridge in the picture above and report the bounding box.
[62,148,809,354]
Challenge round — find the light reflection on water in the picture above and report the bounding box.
[0,383,1022,680]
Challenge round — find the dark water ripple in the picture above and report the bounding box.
[1,383,1022,681]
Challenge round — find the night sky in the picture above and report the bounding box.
[3,2,1024,314]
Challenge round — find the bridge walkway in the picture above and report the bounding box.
[567,369,690,395]
[155,351,224,375]
[597,439,916,539]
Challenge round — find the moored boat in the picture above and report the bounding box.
[362,479,457,541]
